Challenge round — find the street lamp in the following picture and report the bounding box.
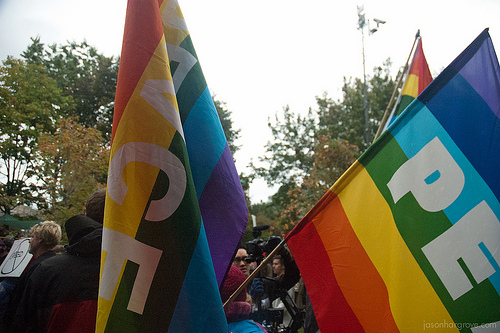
[357,5,385,148]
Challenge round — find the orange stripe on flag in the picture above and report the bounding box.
[111,0,164,143]
[314,194,399,332]
[287,191,364,332]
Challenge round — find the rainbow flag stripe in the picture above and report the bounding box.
[163,1,248,287]
[97,0,246,331]
[387,37,433,128]
[286,29,500,333]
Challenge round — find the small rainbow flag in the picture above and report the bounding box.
[286,29,500,332]
[97,0,246,331]
[384,36,433,130]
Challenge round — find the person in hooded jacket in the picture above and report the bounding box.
[11,215,102,333]
[221,266,268,333]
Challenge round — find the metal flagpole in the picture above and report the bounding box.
[374,29,421,141]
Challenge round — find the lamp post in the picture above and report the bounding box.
[357,5,385,148]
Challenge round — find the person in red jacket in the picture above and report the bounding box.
[221,266,268,333]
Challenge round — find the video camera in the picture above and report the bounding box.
[245,225,282,264]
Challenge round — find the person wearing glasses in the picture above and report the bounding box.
[233,246,252,277]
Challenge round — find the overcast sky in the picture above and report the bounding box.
[1,0,499,203]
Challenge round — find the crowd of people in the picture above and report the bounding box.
[0,187,319,333]
[225,242,320,333]
[0,188,105,332]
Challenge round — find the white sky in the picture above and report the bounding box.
[1,0,499,203]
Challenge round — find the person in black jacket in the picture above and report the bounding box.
[249,246,303,331]
[11,215,102,332]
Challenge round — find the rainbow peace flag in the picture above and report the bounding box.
[163,2,248,287]
[97,0,247,331]
[384,36,433,131]
[286,29,500,332]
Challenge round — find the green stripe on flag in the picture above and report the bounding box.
[394,94,417,117]
[173,35,206,124]
[361,132,500,330]
[106,133,202,331]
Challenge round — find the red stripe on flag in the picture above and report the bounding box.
[287,193,364,332]
[287,192,399,332]
[409,38,433,93]
[111,0,164,142]
[286,190,339,241]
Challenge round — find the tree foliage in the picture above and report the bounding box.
[252,60,395,236]
[36,118,109,222]
[22,37,119,142]
[277,137,360,234]
[0,58,73,214]
[318,59,395,149]
[1,38,250,223]
[252,106,316,187]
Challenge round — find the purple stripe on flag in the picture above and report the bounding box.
[199,144,248,285]
[459,36,500,118]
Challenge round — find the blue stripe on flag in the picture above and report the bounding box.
[392,106,500,221]
[426,74,500,200]
[392,106,500,295]
[479,242,500,296]
[183,87,227,199]
[167,223,227,332]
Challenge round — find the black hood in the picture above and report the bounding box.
[65,215,101,244]
[64,215,102,256]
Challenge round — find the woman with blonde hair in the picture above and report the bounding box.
[28,221,62,258]
[1,221,62,329]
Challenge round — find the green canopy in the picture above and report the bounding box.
[0,214,42,229]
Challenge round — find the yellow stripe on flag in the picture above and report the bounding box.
[98,35,179,329]
[401,73,420,98]
[160,0,190,46]
[97,249,128,331]
[338,167,457,331]
[107,36,178,239]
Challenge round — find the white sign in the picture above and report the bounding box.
[0,239,33,277]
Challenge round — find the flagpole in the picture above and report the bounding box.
[225,31,423,307]
[223,239,287,308]
[225,153,372,306]
[374,30,420,140]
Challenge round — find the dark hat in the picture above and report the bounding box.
[220,265,247,303]
[85,188,106,224]
[65,215,102,244]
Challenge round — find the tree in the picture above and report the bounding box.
[0,58,73,214]
[318,59,396,149]
[255,181,299,236]
[36,117,109,222]
[251,61,395,235]
[278,137,360,234]
[252,106,317,187]
[22,37,119,142]
[248,106,317,236]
